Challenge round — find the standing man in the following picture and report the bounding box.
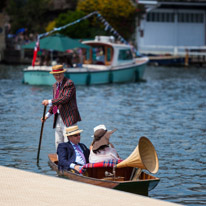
[41,65,81,150]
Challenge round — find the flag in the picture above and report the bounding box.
[32,38,40,66]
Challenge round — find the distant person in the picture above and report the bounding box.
[57,125,90,172]
[89,124,120,163]
[35,56,41,66]
[43,52,50,66]
[72,51,80,67]
[66,54,73,68]
[96,47,105,64]
[41,65,81,150]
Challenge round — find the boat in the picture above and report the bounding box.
[23,36,149,86]
[48,136,160,196]
[148,54,188,66]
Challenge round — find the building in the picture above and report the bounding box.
[136,0,206,57]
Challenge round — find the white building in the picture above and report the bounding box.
[136,0,206,56]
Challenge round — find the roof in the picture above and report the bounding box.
[82,36,132,49]
[138,0,206,8]
[138,0,206,3]
[82,41,132,50]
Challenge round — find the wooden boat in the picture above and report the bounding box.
[23,36,149,86]
[48,154,159,196]
[48,137,160,196]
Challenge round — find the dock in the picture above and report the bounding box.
[0,165,181,206]
[140,45,206,66]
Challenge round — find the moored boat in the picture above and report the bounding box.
[23,36,149,86]
[148,54,187,66]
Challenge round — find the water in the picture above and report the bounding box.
[0,64,205,205]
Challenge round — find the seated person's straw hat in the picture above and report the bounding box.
[65,125,83,137]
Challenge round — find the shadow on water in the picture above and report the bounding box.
[0,64,206,205]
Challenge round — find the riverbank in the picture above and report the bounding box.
[0,166,181,206]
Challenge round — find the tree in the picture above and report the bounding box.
[0,0,7,11]
[55,10,90,38]
[6,0,51,34]
[51,10,110,39]
[77,0,140,40]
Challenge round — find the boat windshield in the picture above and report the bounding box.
[118,49,133,62]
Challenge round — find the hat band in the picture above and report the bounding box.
[53,69,63,72]
[66,128,80,135]
[94,130,107,141]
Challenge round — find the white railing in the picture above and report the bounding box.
[139,45,206,57]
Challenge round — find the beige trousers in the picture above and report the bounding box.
[55,115,77,150]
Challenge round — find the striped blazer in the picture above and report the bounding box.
[48,77,81,128]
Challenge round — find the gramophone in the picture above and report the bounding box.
[117,136,159,174]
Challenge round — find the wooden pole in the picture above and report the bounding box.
[37,105,47,163]
[185,49,189,67]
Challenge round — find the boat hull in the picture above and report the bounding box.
[48,154,159,196]
[23,60,148,86]
[148,55,187,66]
[23,70,56,85]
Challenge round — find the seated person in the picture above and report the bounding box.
[89,124,120,163]
[57,125,90,172]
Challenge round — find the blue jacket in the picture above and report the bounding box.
[57,141,90,171]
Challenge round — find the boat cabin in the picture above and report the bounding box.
[82,36,135,68]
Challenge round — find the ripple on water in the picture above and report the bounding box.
[0,65,206,205]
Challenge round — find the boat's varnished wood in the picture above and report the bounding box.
[49,153,58,162]
[48,154,119,188]
[48,154,160,196]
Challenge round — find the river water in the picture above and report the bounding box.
[0,64,205,205]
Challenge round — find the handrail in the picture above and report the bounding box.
[139,45,206,56]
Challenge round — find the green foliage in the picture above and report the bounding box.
[46,20,56,32]
[6,0,51,33]
[77,0,140,40]
[5,0,144,40]
[54,10,109,39]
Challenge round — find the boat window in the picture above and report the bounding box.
[118,49,133,61]
[91,46,105,64]
[85,48,90,60]
[106,47,112,62]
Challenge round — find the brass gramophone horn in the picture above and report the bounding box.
[116,136,159,174]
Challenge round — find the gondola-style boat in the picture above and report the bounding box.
[48,137,160,196]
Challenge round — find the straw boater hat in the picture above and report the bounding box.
[92,124,117,151]
[65,125,83,137]
[50,65,66,74]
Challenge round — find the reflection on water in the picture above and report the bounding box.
[0,64,206,205]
